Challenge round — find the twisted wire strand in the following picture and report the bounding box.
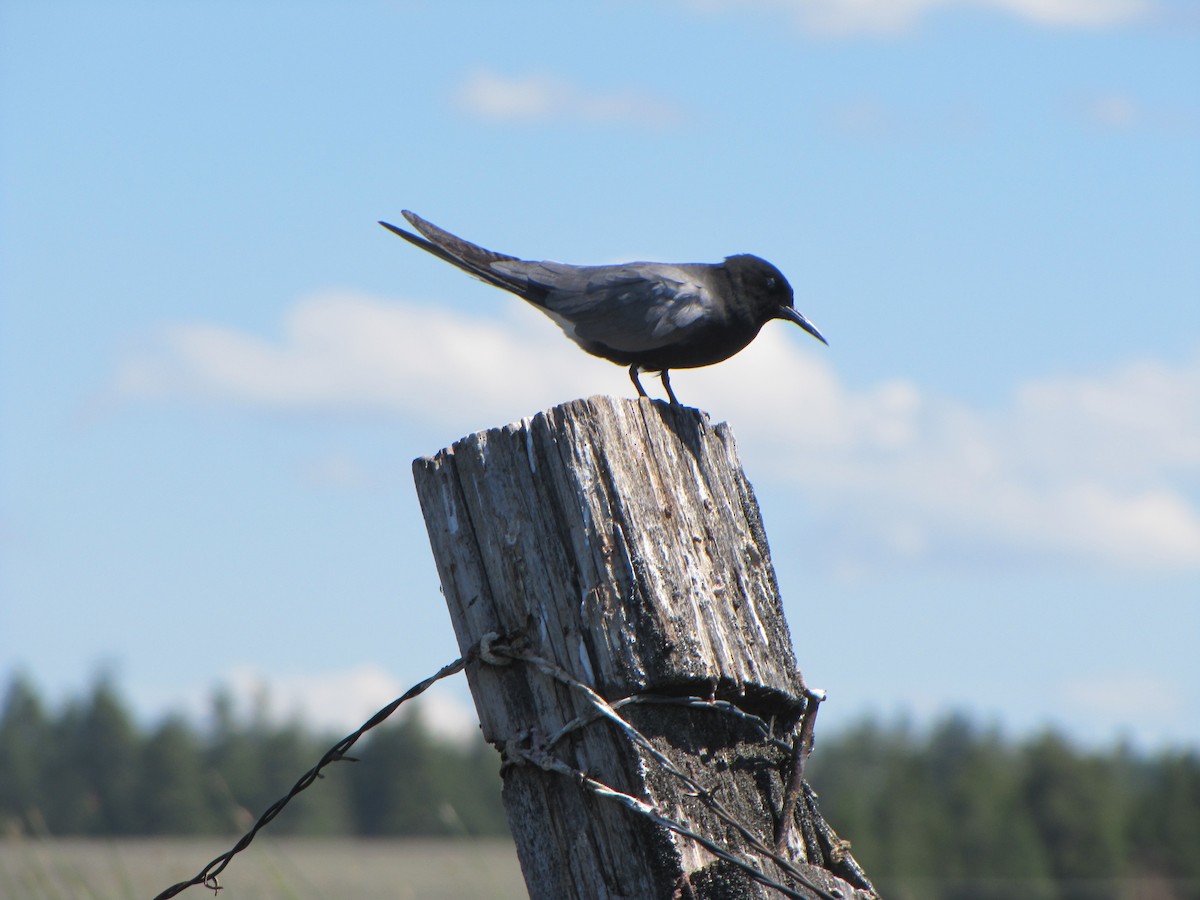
[151,655,467,899]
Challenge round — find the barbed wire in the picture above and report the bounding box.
[482,635,848,900]
[517,748,816,900]
[154,633,866,900]
[151,655,467,900]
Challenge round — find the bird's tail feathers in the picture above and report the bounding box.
[382,211,540,299]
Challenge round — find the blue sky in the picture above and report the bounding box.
[2,1,1198,750]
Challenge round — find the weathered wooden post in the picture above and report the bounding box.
[413,395,876,900]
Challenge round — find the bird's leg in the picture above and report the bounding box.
[629,364,649,398]
[661,370,681,406]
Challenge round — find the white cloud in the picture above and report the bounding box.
[113,291,625,427]
[989,0,1152,26]
[455,69,686,128]
[113,290,1200,573]
[685,0,1153,34]
[216,664,481,743]
[685,333,1200,570]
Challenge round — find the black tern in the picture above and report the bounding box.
[379,211,827,405]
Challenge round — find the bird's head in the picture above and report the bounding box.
[725,254,828,346]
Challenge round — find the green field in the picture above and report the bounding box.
[0,837,529,900]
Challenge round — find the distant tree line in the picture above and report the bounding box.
[808,716,1200,899]
[0,674,506,838]
[2,675,1198,898]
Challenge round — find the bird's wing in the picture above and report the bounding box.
[382,213,718,353]
[491,260,715,353]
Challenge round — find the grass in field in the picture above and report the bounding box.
[0,837,528,900]
[7,836,1197,899]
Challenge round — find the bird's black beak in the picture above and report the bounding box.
[777,306,828,346]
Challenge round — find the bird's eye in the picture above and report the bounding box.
[766,277,777,290]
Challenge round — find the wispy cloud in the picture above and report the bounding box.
[1073,91,1200,133]
[1056,671,1189,747]
[113,291,616,425]
[300,451,374,490]
[1083,92,1140,128]
[685,332,1200,571]
[454,69,686,128]
[685,0,1154,35]
[1057,671,1186,722]
[113,291,1200,573]
[219,665,480,742]
[166,665,479,742]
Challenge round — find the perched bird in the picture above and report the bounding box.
[379,211,827,405]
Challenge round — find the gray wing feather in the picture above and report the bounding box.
[490,260,714,353]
